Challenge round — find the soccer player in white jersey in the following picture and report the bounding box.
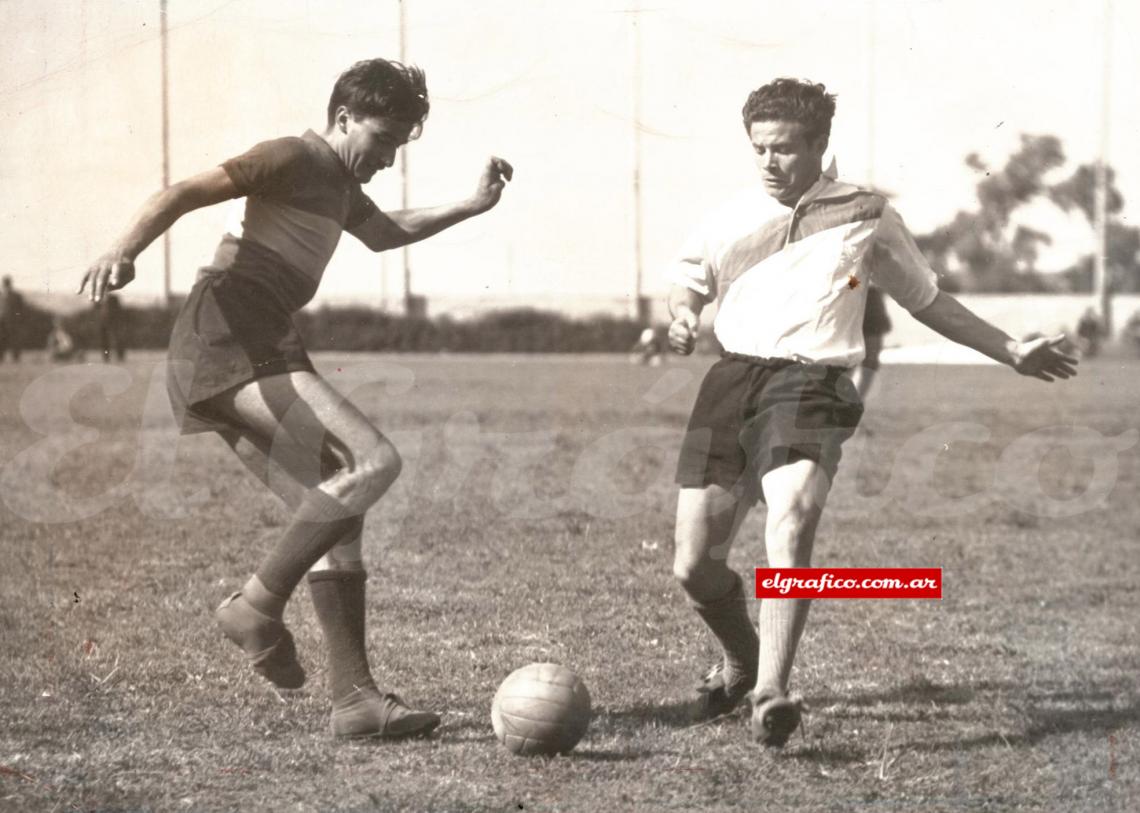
[667,78,1077,746]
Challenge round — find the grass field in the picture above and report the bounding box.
[1,351,1138,812]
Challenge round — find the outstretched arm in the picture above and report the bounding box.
[912,291,1079,382]
[79,167,239,302]
[350,156,513,252]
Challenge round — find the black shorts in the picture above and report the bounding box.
[862,286,892,337]
[166,272,314,435]
[675,354,864,503]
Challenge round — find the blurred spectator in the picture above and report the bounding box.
[1075,307,1104,358]
[1124,310,1140,356]
[0,275,25,362]
[47,315,83,363]
[97,292,126,362]
[851,285,891,402]
[629,326,665,366]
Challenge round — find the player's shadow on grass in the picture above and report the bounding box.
[430,718,645,762]
[912,698,1140,755]
[564,749,644,763]
[810,675,977,710]
[596,700,698,730]
[801,677,1140,757]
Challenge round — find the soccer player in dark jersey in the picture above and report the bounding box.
[79,59,513,739]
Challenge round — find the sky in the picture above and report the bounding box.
[1,0,1137,312]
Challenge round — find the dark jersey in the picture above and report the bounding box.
[203,130,378,312]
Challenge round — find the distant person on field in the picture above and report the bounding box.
[667,77,1078,747]
[47,315,83,363]
[630,326,665,366]
[1075,307,1103,357]
[80,58,513,740]
[0,275,26,362]
[97,292,126,362]
[1124,310,1140,355]
[850,284,890,402]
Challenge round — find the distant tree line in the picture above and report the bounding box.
[917,134,1140,294]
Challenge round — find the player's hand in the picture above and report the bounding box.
[668,310,699,355]
[469,156,514,213]
[1011,333,1079,382]
[79,253,135,302]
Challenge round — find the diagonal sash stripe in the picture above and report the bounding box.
[791,191,887,244]
[717,213,791,304]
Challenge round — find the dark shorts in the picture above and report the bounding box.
[862,286,892,337]
[166,273,314,435]
[675,354,864,503]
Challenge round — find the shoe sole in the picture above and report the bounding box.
[333,716,441,740]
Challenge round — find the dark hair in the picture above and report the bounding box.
[741,78,836,141]
[327,59,430,137]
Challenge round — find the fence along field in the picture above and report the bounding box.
[0,352,1137,811]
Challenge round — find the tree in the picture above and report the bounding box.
[918,135,1065,292]
[916,134,1140,293]
[1048,163,1139,293]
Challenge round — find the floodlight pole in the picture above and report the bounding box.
[629,0,645,323]
[1092,0,1112,335]
[160,0,172,306]
[866,0,876,187]
[399,0,413,315]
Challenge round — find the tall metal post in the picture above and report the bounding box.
[630,1,644,323]
[866,0,876,187]
[1092,0,1112,335]
[399,0,413,315]
[160,0,172,306]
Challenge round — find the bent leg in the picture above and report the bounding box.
[213,382,435,734]
[674,485,749,601]
[675,485,759,714]
[220,427,365,572]
[210,370,401,604]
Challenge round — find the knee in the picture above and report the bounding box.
[337,442,402,505]
[360,442,402,492]
[672,545,729,598]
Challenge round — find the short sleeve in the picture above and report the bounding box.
[867,203,940,313]
[221,138,309,197]
[345,184,379,230]
[667,224,717,303]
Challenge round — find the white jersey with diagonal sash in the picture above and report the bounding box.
[670,167,939,367]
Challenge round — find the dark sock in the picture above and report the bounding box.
[255,489,361,599]
[239,575,288,621]
[689,571,760,688]
[308,569,377,703]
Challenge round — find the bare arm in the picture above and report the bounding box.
[79,167,239,301]
[912,291,1079,381]
[667,285,706,355]
[349,156,513,252]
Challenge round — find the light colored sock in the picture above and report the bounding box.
[755,597,811,696]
